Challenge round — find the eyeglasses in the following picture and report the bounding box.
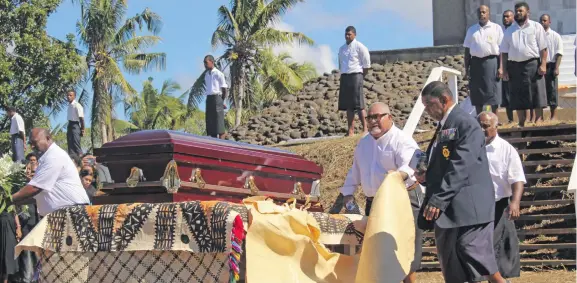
[365,113,390,122]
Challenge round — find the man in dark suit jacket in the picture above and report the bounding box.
[415,81,509,283]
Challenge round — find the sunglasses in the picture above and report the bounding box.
[365,113,390,122]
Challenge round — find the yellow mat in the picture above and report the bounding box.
[244,172,415,283]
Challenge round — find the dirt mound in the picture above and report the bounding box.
[230,54,468,145]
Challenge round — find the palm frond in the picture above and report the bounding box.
[110,35,162,57]
[250,0,305,35]
[183,71,207,114]
[113,7,163,45]
[122,52,167,74]
[160,79,181,97]
[250,28,314,47]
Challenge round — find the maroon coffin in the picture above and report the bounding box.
[92,130,323,208]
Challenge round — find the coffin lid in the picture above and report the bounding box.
[95,130,323,175]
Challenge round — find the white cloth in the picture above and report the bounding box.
[500,20,547,62]
[485,134,526,200]
[204,68,228,95]
[544,28,564,63]
[338,39,371,74]
[67,100,84,122]
[9,113,25,135]
[463,21,503,58]
[28,143,90,216]
[340,125,420,197]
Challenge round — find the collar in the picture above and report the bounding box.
[486,133,501,148]
[372,124,398,143]
[69,100,77,105]
[514,19,531,29]
[440,103,456,127]
[478,20,494,28]
[346,39,356,46]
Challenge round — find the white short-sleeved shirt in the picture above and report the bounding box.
[500,20,547,62]
[544,28,564,63]
[463,21,503,58]
[340,125,420,197]
[204,68,228,95]
[338,39,371,74]
[28,143,90,216]
[10,113,25,135]
[485,134,526,200]
[67,100,84,122]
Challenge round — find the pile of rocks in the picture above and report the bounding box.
[229,54,469,145]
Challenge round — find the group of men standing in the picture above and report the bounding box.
[464,2,564,127]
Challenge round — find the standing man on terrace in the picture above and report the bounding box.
[7,107,26,163]
[500,2,548,127]
[338,102,423,283]
[464,5,503,115]
[540,14,564,121]
[416,81,509,283]
[66,90,85,156]
[477,111,525,281]
[501,10,515,123]
[338,26,371,136]
[203,55,228,139]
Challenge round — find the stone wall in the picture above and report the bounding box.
[370,45,465,65]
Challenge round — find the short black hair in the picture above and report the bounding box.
[6,106,16,112]
[204,55,215,63]
[540,14,550,21]
[514,2,529,10]
[345,26,356,34]
[26,152,37,160]
[422,81,453,101]
[503,9,514,15]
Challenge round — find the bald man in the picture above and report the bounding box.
[10,128,90,218]
[464,5,504,115]
[337,102,424,283]
[477,111,525,280]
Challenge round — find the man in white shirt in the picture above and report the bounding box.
[338,26,371,137]
[500,2,548,127]
[477,111,526,281]
[7,106,26,163]
[339,102,423,283]
[540,14,564,121]
[66,90,85,156]
[463,5,504,115]
[203,55,228,139]
[11,128,90,217]
[500,10,515,123]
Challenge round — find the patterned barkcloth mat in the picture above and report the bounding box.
[16,201,245,283]
[230,203,367,246]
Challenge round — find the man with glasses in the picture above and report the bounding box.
[338,102,423,283]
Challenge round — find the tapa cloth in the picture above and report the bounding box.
[205,95,225,137]
[434,221,499,283]
[507,58,547,110]
[15,201,245,283]
[243,172,415,283]
[545,62,559,107]
[469,55,502,106]
[338,73,365,111]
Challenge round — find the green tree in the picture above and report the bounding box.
[0,0,83,134]
[185,0,314,127]
[76,0,166,147]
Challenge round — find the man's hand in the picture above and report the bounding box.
[554,67,560,76]
[502,70,509,81]
[497,68,503,79]
[415,171,426,184]
[16,226,22,241]
[223,104,227,109]
[423,204,441,221]
[538,64,547,75]
[508,201,520,220]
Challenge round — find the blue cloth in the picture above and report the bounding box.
[11,134,24,163]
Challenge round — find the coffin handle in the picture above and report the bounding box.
[126,167,145,188]
[292,182,307,200]
[190,168,206,189]
[161,160,181,194]
[244,176,259,195]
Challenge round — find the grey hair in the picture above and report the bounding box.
[477,111,499,127]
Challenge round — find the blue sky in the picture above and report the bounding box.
[46,0,433,127]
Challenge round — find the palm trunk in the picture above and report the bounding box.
[234,64,245,127]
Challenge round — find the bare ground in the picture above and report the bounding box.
[417,270,576,283]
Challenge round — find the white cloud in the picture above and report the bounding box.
[361,0,432,28]
[272,22,337,74]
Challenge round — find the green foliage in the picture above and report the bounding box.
[76,0,166,147]
[184,0,314,128]
[0,0,83,134]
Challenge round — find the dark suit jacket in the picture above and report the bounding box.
[418,106,495,229]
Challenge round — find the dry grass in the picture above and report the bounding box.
[417,270,576,282]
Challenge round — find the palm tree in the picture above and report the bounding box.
[185,0,314,128]
[126,77,188,131]
[76,0,166,147]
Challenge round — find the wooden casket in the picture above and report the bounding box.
[92,130,323,209]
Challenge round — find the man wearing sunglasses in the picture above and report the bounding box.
[338,102,423,283]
